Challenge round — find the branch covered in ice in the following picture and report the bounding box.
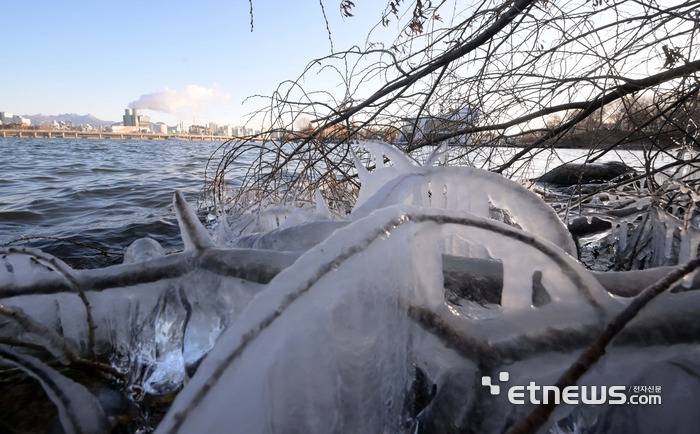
[0,248,297,298]
[506,256,700,434]
[173,191,214,251]
[0,247,98,358]
[0,346,110,434]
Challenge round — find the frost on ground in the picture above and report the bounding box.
[2,141,700,434]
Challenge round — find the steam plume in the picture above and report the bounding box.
[128,85,229,114]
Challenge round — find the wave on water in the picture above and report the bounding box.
[0,138,231,268]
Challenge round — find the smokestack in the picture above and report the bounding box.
[123,108,133,126]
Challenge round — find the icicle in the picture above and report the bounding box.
[679,228,700,264]
[314,191,330,218]
[350,148,369,185]
[648,211,669,267]
[212,210,232,246]
[617,223,628,252]
[425,143,448,167]
[663,222,676,261]
[173,191,214,251]
[361,141,417,172]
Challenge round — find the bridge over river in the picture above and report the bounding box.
[0,129,259,141]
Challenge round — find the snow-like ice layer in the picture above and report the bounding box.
[156,205,616,434]
[353,142,576,255]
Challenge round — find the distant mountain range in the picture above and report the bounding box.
[24,113,116,127]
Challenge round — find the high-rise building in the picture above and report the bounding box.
[122,108,150,130]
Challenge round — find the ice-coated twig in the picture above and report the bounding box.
[0,248,297,298]
[592,266,680,297]
[409,295,700,367]
[351,165,579,256]
[505,256,700,434]
[173,191,214,251]
[0,303,78,362]
[0,336,64,355]
[0,346,110,434]
[1,247,97,360]
[406,304,496,364]
[361,140,420,171]
[0,336,125,380]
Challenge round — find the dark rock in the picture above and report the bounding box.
[568,216,612,237]
[536,161,636,186]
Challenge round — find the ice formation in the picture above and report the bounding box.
[0,194,283,406]
[156,205,620,434]
[220,189,332,241]
[352,141,578,255]
[2,141,700,434]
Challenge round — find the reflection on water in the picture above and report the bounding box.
[0,138,661,268]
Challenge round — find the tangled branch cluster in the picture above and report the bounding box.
[210,0,700,216]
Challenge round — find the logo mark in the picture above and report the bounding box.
[481,371,509,395]
[479,370,661,405]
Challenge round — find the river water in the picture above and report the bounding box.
[0,138,657,268]
[0,138,233,268]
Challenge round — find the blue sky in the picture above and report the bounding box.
[1,0,385,125]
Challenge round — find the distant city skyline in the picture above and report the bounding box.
[1,0,390,126]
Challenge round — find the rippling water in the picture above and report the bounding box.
[0,138,230,268]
